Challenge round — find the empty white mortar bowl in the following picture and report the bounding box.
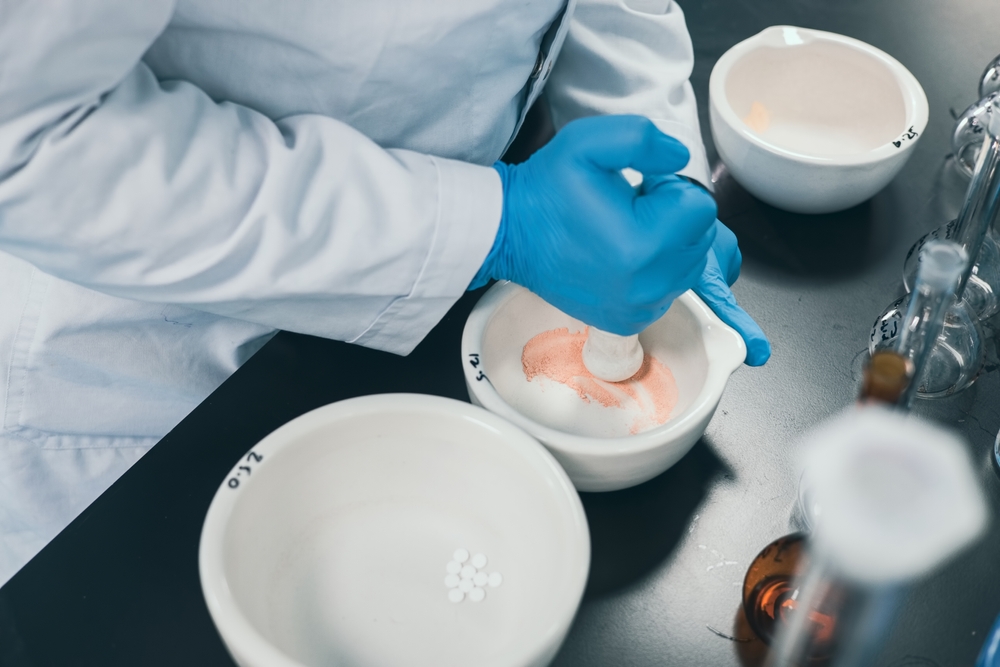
[709,25,928,214]
[199,394,590,667]
[462,282,746,492]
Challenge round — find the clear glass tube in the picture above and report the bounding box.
[894,241,968,406]
[912,95,1000,319]
[954,111,1000,296]
[873,240,980,399]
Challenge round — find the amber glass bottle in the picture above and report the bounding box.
[741,534,852,665]
[857,349,913,407]
[739,352,912,660]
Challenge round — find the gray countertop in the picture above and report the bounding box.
[552,2,1000,665]
[0,2,996,666]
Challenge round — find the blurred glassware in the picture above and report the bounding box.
[977,613,1000,667]
[858,349,914,407]
[980,53,1000,99]
[950,53,1000,178]
[952,92,999,179]
[995,428,1000,481]
[742,533,811,648]
[804,245,969,534]
[750,408,988,667]
[799,349,913,532]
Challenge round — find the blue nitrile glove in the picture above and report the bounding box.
[693,220,771,366]
[471,115,718,335]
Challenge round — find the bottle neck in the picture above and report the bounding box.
[858,350,913,407]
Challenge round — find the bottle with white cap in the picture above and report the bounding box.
[746,408,988,667]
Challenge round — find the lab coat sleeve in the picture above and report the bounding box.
[0,0,502,356]
[545,0,712,189]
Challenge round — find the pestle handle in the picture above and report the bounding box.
[582,329,644,382]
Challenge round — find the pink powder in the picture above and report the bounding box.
[521,327,679,434]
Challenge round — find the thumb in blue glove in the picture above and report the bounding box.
[471,115,718,335]
[693,221,771,366]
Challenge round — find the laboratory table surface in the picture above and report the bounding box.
[3,1,1000,666]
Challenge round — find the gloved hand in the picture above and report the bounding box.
[693,220,771,366]
[471,115,718,335]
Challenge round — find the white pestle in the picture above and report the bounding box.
[580,167,649,383]
[582,328,644,382]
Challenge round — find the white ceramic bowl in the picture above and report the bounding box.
[199,394,590,667]
[462,282,746,492]
[709,25,928,214]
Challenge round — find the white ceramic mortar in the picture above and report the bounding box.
[709,25,928,214]
[199,394,590,667]
[462,282,746,492]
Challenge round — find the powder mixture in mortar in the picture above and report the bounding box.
[521,327,679,434]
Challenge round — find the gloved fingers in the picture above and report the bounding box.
[638,173,674,196]
[569,302,665,337]
[637,228,714,295]
[634,180,718,247]
[694,257,771,366]
[711,220,742,286]
[560,115,691,176]
[630,249,709,315]
[620,293,687,335]
[639,173,698,196]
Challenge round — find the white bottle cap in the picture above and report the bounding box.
[800,406,987,584]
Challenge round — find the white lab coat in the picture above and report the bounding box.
[0,0,709,583]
